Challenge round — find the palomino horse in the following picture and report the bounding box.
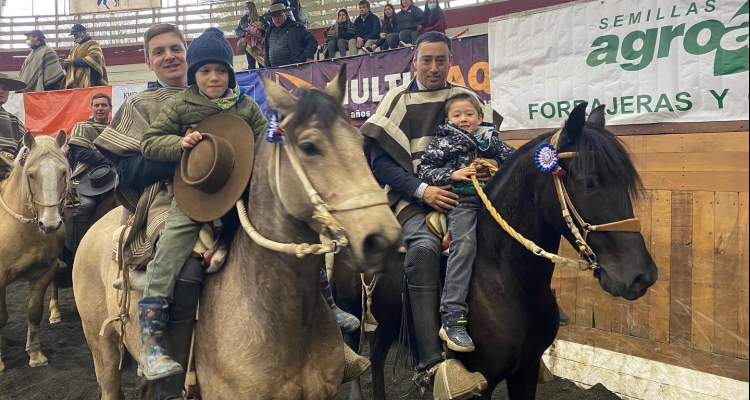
[0,131,69,373]
[73,67,402,399]
[335,102,659,400]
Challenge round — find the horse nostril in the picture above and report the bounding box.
[363,233,390,255]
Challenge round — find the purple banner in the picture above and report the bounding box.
[253,34,489,121]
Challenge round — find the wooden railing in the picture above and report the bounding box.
[0,0,499,50]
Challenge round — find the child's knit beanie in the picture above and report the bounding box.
[187,27,236,88]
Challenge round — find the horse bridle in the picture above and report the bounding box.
[235,113,389,257]
[548,130,641,270]
[0,174,67,225]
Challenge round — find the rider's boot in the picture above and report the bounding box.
[342,343,371,383]
[138,296,184,381]
[320,267,360,333]
[439,310,475,352]
[154,268,203,399]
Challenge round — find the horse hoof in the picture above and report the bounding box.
[29,354,49,367]
[49,315,62,324]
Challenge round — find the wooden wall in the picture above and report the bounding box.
[501,122,749,382]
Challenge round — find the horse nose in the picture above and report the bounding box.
[38,220,63,235]
[361,230,401,273]
[627,270,657,298]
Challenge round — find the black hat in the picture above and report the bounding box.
[24,30,46,41]
[186,27,236,88]
[77,165,117,196]
[69,24,87,36]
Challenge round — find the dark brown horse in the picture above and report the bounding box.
[335,102,658,399]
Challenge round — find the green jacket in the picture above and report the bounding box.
[141,85,267,162]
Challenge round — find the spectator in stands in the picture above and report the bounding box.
[323,9,356,59]
[68,93,115,255]
[418,0,447,34]
[386,0,424,49]
[263,0,317,67]
[18,30,65,92]
[61,24,109,89]
[370,4,397,52]
[351,0,381,55]
[0,74,28,180]
[235,1,269,70]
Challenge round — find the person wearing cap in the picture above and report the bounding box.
[263,0,317,68]
[137,26,267,381]
[0,74,29,180]
[61,24,109,89]
[68,93,114,255]
[18,30,65,92]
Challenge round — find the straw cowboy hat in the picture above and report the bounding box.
[78,165,117,196]
[174,114,255,222]
[0,73,27,92]
[262,1,293,17]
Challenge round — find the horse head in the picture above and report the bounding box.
[258,66,401,273]
[538,102,657,300]
[19,130,69,234]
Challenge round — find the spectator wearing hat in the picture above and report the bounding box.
[136,26,268,381]
[263,0,317,67]
[0,73,29,180]
[18,30,65,92]
[68,93,114,255]
[61,24,109,89]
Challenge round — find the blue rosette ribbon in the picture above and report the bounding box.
[534,143,559,173]
[265,109,285,145]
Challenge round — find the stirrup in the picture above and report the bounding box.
[432,359,487,400]
[342,345,370,383]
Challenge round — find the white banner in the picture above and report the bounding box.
[489,0,750,130]
[70,0,160,14]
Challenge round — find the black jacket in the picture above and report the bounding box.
[354,12,381,41]
[394,5,424,32]
[264,19,317,67]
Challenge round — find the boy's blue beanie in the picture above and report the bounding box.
[187,27,236,88]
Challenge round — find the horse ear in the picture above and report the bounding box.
[324,64,347,105]
[258,72,296,116]
[55,130,67,148]
[23,131,36,150]
[562,101,588,145]
[587,104,606,128]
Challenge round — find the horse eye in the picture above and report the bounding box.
[298,141,320,156]
[586,178,599,191]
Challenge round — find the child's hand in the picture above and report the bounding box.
[182,130,203,150]
[451,167,477,182]
[474,158,498,182]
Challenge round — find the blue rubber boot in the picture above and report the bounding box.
[138,296,184,380]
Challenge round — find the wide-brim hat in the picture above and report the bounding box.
[78,165,117,196]
[174,114,255,222]
[0,73,27,92]
[262,3,293,17]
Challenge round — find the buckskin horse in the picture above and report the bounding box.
[0,131,69,373]
[72,67,402,399]
[335,102,659,400]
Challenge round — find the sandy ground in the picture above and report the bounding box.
[0,282,619,400]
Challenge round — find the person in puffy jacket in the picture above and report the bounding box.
[386,0,424,48]
[263,0,317,67]
[235,1,269,69]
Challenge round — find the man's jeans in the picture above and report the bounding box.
[441,194,481,315]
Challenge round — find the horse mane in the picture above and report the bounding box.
[284,89,351,138]
[489,122,642,201]
[16,136,71,200]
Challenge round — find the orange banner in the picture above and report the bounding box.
[23,87,113,136]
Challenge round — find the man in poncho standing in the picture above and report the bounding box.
[18,30,65,92]
[62,24,109,89]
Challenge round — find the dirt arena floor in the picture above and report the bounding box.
[0,283,620,400]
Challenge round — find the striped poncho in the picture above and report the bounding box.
[360,79,496,224]
[0,107,28,178]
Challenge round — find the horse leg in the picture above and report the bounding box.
[26,269,55,367]
[344,330,364,400]
[369,324,397,400]
[505,352,542,400]
[48,281,61,324]
[0,285,7,373]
